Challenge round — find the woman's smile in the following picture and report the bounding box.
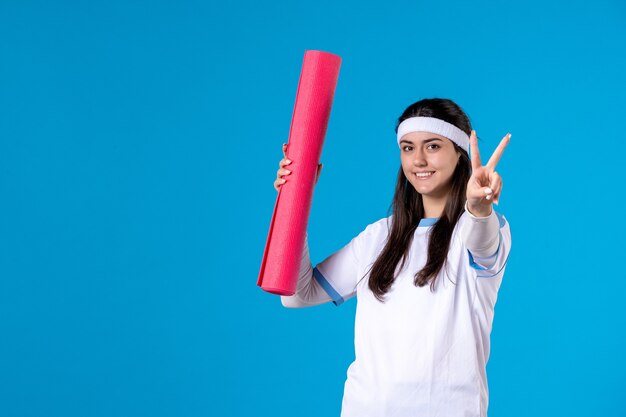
[415,171,435,179]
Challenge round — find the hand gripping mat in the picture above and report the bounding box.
[257,50,342,296]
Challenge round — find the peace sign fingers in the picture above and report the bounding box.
[466,130,511,212]
[486,133,512,170]
[469,130,482,171]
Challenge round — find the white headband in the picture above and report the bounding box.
[397,116,469,153]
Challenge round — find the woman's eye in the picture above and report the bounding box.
[403,146,413,152]
[428,144,440,150]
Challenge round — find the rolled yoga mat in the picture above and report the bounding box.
[257,50,342,296]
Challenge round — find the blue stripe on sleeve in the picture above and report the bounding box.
[495,210,506,227]
[468,211,512,278]
[468,231,502,271]
[312,266,345,306]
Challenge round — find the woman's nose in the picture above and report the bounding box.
[412,148,427,166]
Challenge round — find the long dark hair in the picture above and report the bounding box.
[362,98,473,303]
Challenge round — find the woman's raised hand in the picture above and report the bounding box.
[466,130,511,216]
[274,142,323,192]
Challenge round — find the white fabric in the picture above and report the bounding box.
[461,202,501,258]
[281,207,503,307]
[397,116,470,153]
[283,208,512,417]
[280,233,332,308]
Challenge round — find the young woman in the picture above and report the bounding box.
[274,98,512,417]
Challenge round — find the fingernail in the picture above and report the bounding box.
[285,169,291,174]
[285,159,291,164]
[486,195,492,200]
[485,187,493,194]
[494,199,499,205]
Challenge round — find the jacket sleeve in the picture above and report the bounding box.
[460,205,512,278]
[280,233,334,308]
[280,224,363,308]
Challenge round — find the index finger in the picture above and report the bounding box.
[486,133,511,170]
[469,130,482,171]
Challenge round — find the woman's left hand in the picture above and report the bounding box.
[466,130,511,217]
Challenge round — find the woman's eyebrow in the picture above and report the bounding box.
[400,138,443,145]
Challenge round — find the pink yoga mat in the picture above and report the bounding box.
[257,50,342,296]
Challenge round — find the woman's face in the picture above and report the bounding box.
[399,131,461,198]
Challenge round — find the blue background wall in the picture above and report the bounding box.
[1,0,624,416]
